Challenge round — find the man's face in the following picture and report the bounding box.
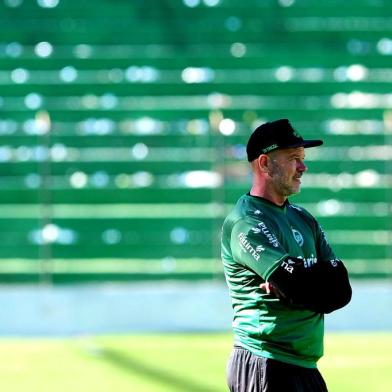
[267,147,307,197]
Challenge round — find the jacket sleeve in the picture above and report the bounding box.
[230,216,288,280]
[270,220,352,314]
[311,222,352,313]
[310,258,352,313]
[267,256,352,313]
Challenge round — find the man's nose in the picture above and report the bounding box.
[298,161,307,172]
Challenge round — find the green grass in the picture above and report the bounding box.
[0,333,391,391]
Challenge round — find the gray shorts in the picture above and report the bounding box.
[226,346,328,392]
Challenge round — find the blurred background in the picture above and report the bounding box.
[0,0,391,391]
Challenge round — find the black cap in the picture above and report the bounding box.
[246,119,323,162]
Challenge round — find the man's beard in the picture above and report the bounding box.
[269,162,300,197]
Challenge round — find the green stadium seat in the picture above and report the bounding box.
[0,0,390,282]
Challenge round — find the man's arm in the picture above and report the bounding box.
[231,217,352,314]
[262,217,352,313]
[264,257,352,313]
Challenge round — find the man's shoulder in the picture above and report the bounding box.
[287,202,319,225]
[287,202,304,213]
[224,194,253,225]
[227,196,285,234]
[223,194,264,228]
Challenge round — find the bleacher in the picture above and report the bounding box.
[0,0,391,283]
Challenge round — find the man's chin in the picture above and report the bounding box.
[291,179,302,194]
[288,186,301,195]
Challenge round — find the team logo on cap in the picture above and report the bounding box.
[292,228,304,246]
[262,144,278,153]
[293,130,302,138]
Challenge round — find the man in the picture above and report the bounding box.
[221,119,352,392]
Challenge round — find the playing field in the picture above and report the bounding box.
[1,332,391,391]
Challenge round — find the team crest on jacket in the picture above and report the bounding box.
[292,228,304,246]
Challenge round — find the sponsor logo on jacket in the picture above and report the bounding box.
[257,222,279,248]
[299,254,318,268]
[281,258,295,273]
[238,232,261,261]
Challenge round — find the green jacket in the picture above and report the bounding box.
[221,193,336,368]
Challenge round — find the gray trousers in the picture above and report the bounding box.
[227,347,328,392]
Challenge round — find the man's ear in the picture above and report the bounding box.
[257,154,269,173]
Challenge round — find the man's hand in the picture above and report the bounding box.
[260,282,272,294]
[260,281,287,299]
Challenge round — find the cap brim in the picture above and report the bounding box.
[283,139,323,149]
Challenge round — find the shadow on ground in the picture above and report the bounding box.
[100,347,217,392]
